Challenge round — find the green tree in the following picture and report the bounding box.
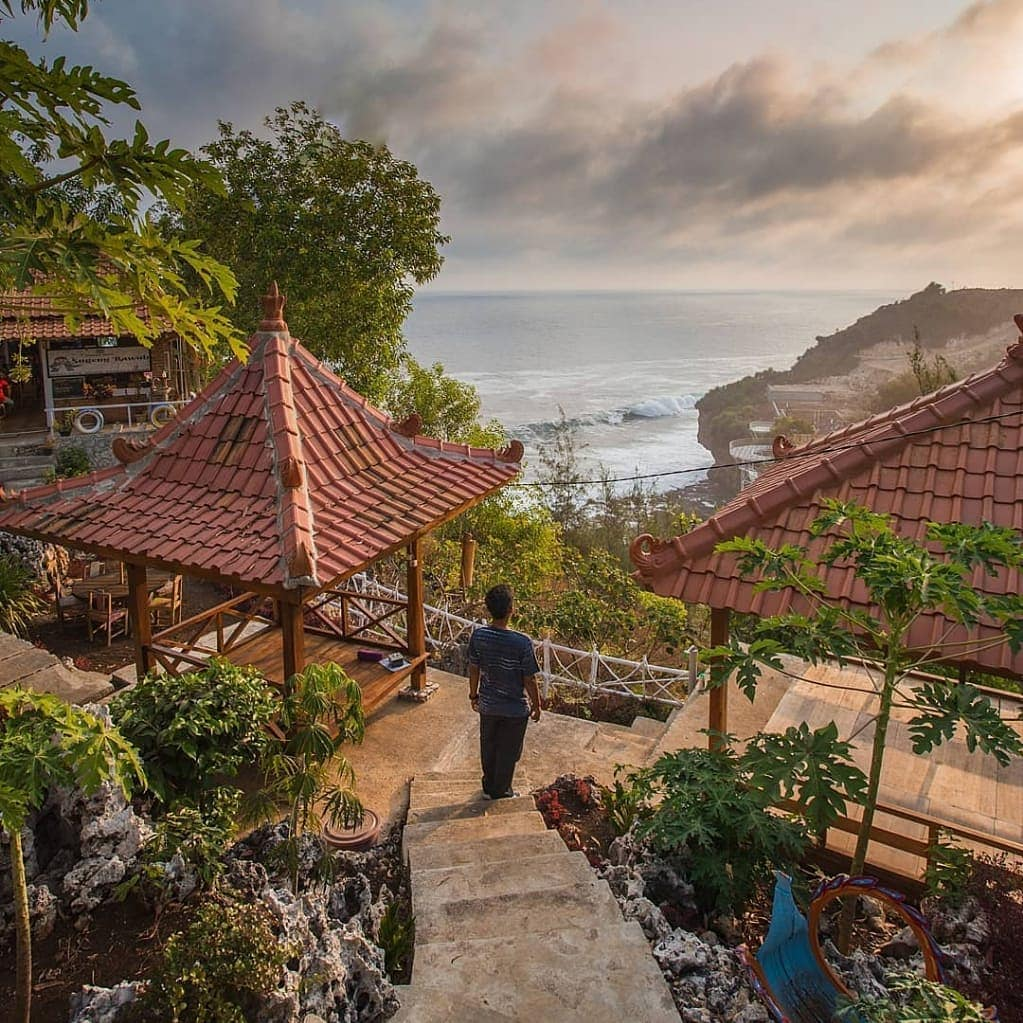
[0,687,144,1023]
[709,500,1023,950]
[165,101,448,402]
[387,358,489,442]
[0,0,243,359]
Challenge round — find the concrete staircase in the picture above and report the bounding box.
[0,430,52,491]
[394,769,679,1022]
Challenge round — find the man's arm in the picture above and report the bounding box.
[469,664,481,712]
[524,674,542,722]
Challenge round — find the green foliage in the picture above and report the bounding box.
[246,662,365,894]
[839,973,992,1022]
[377,899,415,979]
[630,746,808,916]
[0,1,243,359]
[0,687,144,1023]
[45,443,90,482]
[600,770,649,837]
[0,686,144,834]
[144,786,241,889]
[386,358,487,442]
[165,101,447,400]
[711,500,1023,948]
[0,554,43,635]
[923,831,974,908]
[138,892,294,1023]
[771,415,814,436]
[110,659,276,805]
[742,722,868,837]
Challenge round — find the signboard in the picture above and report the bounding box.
[46,346,151,377]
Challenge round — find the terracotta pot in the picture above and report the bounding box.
[322,808,381,851]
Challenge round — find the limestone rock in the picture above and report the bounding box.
[68,981,143,1023]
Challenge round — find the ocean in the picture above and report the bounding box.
[404,290,899,489]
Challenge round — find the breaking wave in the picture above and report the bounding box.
[515,393,697,441]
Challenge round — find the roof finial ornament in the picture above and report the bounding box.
[259,281,289,332]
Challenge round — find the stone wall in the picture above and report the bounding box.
[53,428,152,471]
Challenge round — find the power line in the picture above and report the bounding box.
[508,405,1023,488]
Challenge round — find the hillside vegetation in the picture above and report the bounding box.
[696,283,1023,464]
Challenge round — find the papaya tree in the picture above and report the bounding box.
[0,688,144,1023]
[708,500,1023,951]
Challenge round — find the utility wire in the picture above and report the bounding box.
[508,405,1023,488]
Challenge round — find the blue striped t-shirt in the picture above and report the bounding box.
[468,625,539,717]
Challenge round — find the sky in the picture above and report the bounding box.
[7,0,1023,292]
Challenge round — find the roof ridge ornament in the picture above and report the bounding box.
[259,281,289,333]
[497,440,524,463]
[393,412,423,437]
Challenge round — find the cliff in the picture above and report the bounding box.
[696,283,1023,465]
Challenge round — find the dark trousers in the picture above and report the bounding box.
[479,713,529,798]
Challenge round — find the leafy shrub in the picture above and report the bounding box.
[110,659,277,804]
[377,899,415,979]
[839,974,992,1022]
[0,555,44,634]
[144,786,241,889]
[923,831,973,907]
[600,771,648,837]
[45,443,91,482]
[138,892,294,1023]
[630,746,808,917]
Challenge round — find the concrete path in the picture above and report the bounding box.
[0,629,113,703]
[393,769,679,1022]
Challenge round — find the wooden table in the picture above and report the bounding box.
[71,569,177,603]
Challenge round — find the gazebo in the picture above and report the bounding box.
[0,286,522,712]
[631,319,1023,740]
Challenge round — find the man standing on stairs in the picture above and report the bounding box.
[468,584,542,800]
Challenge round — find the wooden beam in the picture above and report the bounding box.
[280,600,305,685]
[125,562,153,679]
[708,606,730,750]
[406,537,427,690]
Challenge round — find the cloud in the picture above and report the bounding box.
[8,0,1023,287]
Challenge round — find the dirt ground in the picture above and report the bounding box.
[24,577,232,676]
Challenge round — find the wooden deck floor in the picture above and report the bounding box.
[214,626,424,716]
[764,661,1023,876]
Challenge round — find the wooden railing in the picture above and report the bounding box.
[777,796,1023,880]
[303,588,407,650]
[148,591,275,675]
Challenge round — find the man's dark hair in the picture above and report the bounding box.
[485,584,513,620]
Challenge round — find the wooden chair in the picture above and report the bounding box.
[150,575,183,630]
[52,575,87,629]
[86,591,129,645]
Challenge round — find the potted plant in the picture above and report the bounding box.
[54,409,75,437]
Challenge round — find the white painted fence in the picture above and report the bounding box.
[347,574,695,707]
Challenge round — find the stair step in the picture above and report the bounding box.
[407,828,566,873]
[408,795,535,825]
[410,782,486,810]
[405,922,679,1022]
[412,850,593,909]
[630,715,668,739]
[403,811,547,860]
[416,770,486,784]
[415,877,624,944]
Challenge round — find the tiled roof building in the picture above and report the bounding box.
[631,321,1023,679]
[0,285,522,692]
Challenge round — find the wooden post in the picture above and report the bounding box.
[126,562,153,678]
[708,606,730,750]
[407,537,427,690]
[280,598,305,685]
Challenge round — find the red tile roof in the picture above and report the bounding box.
[631,328,1023,677]
[0,311,522,593]
[0,289,158,341]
